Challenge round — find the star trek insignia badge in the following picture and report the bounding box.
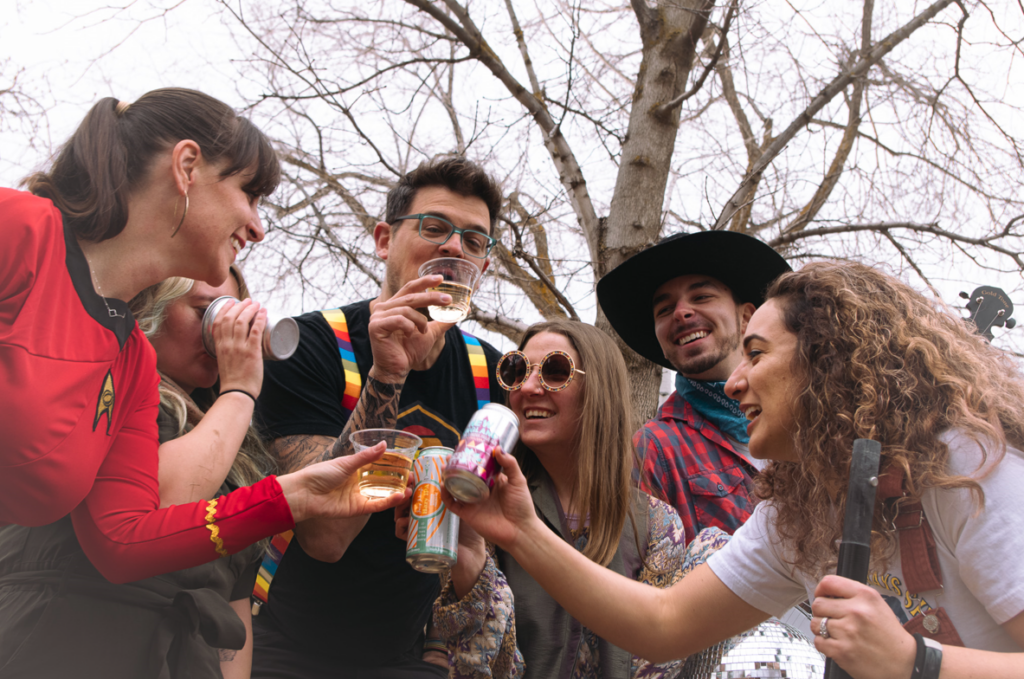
[93,370,115,434]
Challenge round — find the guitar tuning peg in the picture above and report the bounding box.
[976,297,984,304]
[959,291,970,299]
[1007,319,1017,330]
[997,309,1006,317]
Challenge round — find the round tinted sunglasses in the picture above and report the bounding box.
[496,350,585,392]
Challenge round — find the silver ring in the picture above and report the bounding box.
[819,616,831,639]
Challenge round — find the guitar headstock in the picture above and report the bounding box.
[959,285,1015,342]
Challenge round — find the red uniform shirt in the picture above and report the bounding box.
[0,189,294,582]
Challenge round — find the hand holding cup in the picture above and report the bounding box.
[417,257,481,323]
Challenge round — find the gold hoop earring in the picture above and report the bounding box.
[171,194,189,238]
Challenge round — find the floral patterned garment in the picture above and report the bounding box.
[433,496,731,679]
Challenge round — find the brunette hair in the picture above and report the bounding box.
[26,88,280,242]
[128,264,276,488]
[757,261,1024,574]
[385,155,503,232]
[513,320,640,567]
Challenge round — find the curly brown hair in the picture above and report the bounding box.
[757,261,1024,575]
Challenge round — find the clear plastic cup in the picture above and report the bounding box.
[349,428,423,498]
[417,257,482,323]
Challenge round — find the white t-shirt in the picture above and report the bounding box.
[708,430,1024,652]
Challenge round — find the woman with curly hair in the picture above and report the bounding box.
[448,262,1024,679]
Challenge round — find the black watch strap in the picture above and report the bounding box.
[912,634,943,679]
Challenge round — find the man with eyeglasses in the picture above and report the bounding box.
[251,156,506,678]
[597,232,791,545]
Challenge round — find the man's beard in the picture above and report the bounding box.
[672,312,743,378]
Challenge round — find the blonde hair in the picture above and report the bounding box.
[514,320,640,567]
[128,264,275,488]
[759,262,1024,574]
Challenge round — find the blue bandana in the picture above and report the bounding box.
[676,374,750,444]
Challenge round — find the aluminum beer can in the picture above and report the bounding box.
[444,403,520,503]
[406,447,459,573]
[201,295,300,361]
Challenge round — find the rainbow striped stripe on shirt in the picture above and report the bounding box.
[461,331,490,410]
[320,308,362,418]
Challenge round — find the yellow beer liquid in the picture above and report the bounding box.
[358,451,414,498]
[427,282,473,323]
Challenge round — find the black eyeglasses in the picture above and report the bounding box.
[496,350,585,392]
[393,214,497,259]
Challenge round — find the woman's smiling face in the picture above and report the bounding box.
[725,298,802,462]
[509,332,585,459]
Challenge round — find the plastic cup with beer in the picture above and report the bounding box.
[418,257,482,323]
[349,429,423,498]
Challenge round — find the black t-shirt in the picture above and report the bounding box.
[253,299,504,666]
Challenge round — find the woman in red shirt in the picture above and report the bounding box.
[0,88,406,583]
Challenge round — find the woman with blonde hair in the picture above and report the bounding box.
[449,263,1024,679]
[408,319,705,678]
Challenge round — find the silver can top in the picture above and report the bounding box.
[416,446,454,459]
[201,296,237,357]
[264,316,300,360]
[480,402,519,426]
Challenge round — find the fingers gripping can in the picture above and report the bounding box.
[201,295,300,361]
[444,403,520,503]
[406,447,459,573]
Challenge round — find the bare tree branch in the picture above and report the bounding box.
[404,0,600,237]
[713,0,956,230]
[654,0,737,115]
[781,0,874,235]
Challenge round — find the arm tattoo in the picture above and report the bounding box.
[271,377,406,471]
[272,434,334,473]
[218,649,238,662]
[317,376,404,464]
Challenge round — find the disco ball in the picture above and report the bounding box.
[681,618,825,678]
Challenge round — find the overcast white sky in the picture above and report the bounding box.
[3,0,1023,362]
[1,0,248,179]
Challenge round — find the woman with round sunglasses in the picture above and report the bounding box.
[0,88,411,586]
[411,320,714,678]
[445,263,1024,679]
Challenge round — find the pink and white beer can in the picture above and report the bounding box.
[444,403,520,503]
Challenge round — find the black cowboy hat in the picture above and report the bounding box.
[596,231,791,369]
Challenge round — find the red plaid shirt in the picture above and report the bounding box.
[634,391,757,545]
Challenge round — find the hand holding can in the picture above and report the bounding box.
[202,295,300,361]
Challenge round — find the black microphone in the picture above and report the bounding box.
[824,438,881,679]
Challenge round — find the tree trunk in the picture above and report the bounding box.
[596,0,715,422]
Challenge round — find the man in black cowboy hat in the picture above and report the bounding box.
[597,231,790,544]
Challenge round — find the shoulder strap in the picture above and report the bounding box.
[877,466,964,646]
[253,315,488,614]
[321,308,363,419]
[460,329,491,408]
[251,530,293,614]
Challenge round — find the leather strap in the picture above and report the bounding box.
[876,466,964,647]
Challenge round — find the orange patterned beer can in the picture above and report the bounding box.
[406,447,459,573]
